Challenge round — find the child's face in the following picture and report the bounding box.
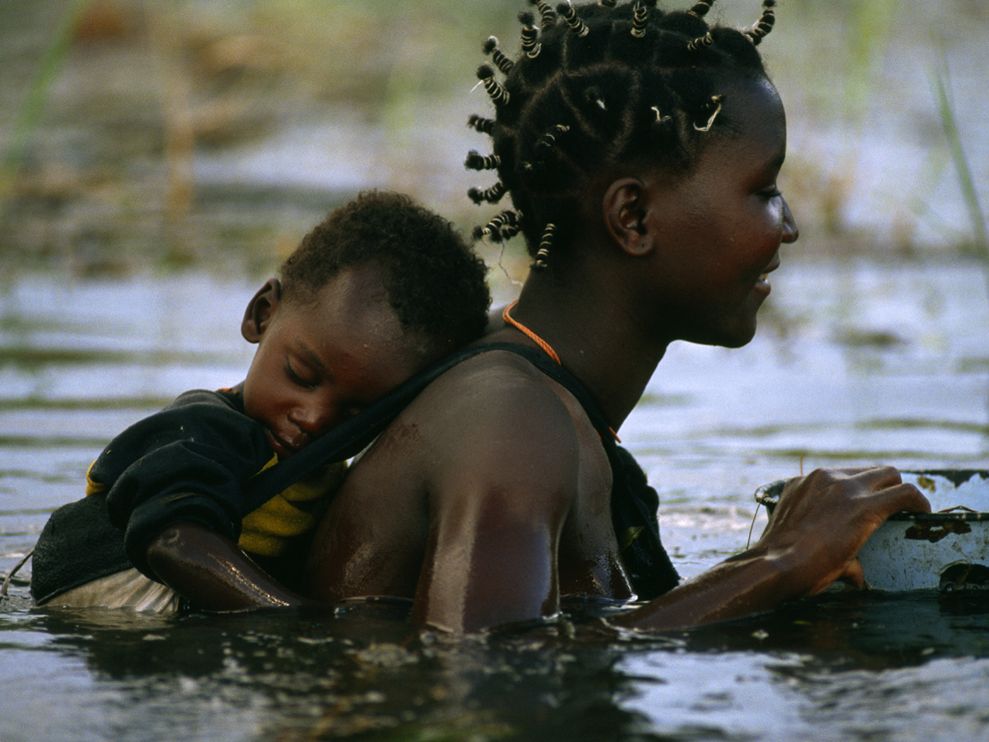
[639,76,799,348]
[240,264,430,459]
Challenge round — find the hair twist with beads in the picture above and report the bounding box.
[468,182,508,205]
[688,0,715,18]
[557,3,590,37]
[536,124,571,153]
[463,0,781,269]
[630,0,657,38]
[465,150,501,171]
[519,12,542,58]
[530,0,558,30]
[745,0,776,46]
[476,65,511,107]
[533,222,556,270]
[483,37,515,75]
[468,114,496,135]
[687,31,713,51]
[473,209,523,244]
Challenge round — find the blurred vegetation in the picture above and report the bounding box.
[933,58,987,253]
[0,0,986,279]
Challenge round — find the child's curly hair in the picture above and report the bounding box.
[280,190,491,353]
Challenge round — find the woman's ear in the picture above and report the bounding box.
[241,278,282,343]
[602,177,654,257]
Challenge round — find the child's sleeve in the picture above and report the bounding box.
[238,460,347,557]
[94,390,273,578]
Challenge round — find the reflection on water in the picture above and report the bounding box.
[1,258,987,740]
[3,594,988,741]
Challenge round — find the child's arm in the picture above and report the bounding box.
[93,389,319,608]
[97,391,272,577]
[146,521,315,610]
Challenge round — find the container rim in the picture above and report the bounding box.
[753,469,989,522]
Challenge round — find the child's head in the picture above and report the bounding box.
[240,191,490,458]
[466,0,785,269]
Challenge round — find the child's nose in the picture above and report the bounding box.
[781,198,799,244]
[290,403,339,437]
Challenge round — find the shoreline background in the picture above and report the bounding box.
[1,0,986,281]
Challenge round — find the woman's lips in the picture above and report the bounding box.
[755,259,781,293]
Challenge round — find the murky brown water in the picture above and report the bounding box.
[2,1,988,738]
[1,258,987,740]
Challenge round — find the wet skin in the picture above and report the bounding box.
[150,76,927,625]
[306,349,631,625]
[637,76,799,348]
[145,264,437,611]
[305,76,928,632]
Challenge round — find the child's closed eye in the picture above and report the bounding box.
[285,360,319,389]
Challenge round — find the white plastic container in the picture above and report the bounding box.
[754,470,989,592]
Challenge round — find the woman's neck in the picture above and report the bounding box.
[499,271,669,429]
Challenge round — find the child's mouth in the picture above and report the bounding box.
[266,430,299,459]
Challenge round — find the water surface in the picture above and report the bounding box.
[1,258,987,740]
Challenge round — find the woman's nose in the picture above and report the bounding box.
[782,198,799,244]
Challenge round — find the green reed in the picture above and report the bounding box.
[932,57,988,259]
[0,0,89,266]
[933,54,989,433]
[2,0,90,174]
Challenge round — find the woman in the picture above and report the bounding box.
[303,0,930,631]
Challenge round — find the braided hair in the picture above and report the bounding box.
[465,0,779,270]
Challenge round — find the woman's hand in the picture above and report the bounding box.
[614,466,930,632]
[754,467,931,596]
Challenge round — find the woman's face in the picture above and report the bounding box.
[639,75,799,348]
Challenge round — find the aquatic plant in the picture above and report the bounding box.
[931,56,988,261]
[933,53,989,429]
[1,0,90,175]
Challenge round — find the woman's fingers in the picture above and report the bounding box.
[763,466,932,599]
[871,481,931,515]
[838,558,866,590]
[781,467,929,517]
[825,465,903,491]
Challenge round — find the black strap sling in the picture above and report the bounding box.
[242,342,680,599]
[33,343,679,604]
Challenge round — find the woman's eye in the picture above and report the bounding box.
[761,186,782,200]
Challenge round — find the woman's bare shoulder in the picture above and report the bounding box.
[362,350,589,490]
[419,350,586,440]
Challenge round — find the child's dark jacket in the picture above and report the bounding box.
[31,388,341,603]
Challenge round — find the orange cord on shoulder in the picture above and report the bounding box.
[502,301,561,365]
[501,301,620,442]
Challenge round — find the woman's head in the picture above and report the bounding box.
[466,0,783,271]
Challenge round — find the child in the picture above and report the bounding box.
[30,190,490,613]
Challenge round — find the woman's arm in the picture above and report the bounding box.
[611,467,930,632]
